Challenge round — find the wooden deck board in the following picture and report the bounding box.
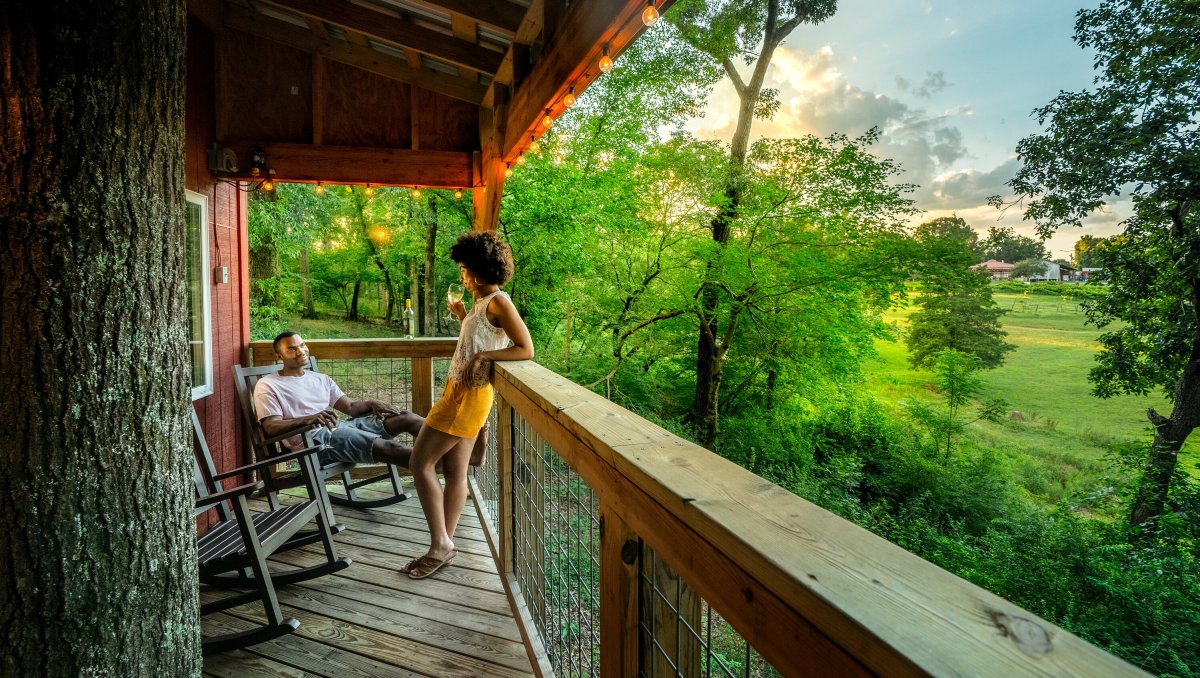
[203,491,535,677]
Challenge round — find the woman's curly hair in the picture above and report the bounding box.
[450,230,515,286]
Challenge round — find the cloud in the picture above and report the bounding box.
[896,70,950,98]
[689,46,976,213]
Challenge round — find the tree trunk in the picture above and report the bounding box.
[299,247,316,319]
[349,276,361,320]
[248,232,277,308]
[1131,359,1200,526]
[0,2,200,675]
[423,194,438,335]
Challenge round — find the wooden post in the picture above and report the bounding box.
[600,507,640,678]
[640,551,702,677]
[497,395,515,574]
[411,357,434,416]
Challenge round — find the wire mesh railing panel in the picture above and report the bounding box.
[638,547,782,678]
[471,404,500,524]
[511,410,601,678]
[320,358,415,444]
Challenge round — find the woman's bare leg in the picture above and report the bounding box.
[441,436,474,540]
[409,424,464,561]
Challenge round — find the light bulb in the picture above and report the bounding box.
[364,184,375,196]
[411,187,422,198]
[564,86,575,108]
[504,164,513,178]
[517,154,526,165]
[454,188,463,199]
[542,109,553,127]
[599,47,613,74]
[642,1,659,26]
[262,179,274,191]
[529,137,540,153]
[314,181,325,194]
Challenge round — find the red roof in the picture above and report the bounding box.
[973,259,1014,270]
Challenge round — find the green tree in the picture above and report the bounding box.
[913,215,980,257]
[1001,0,1200,526]
[1072,234,1108,269]
[904,350,1007,460]
[979,226,1048,263]
[907,222,1014,369]
[668,0,839,446]
[1010,257,1047,279]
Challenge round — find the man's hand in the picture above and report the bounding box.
[307,409,340,431]
[368,400,401,419]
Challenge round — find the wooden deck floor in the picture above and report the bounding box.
[201,489,535,678]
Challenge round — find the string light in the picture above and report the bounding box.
[642,0,659,26]
[314,181,325,195]
[504,164,513,178]
[262,178,275,191]
[598,46,613,73]
[454,188,463,199]
[364,183,375,196]
[542,108,553,128]
[411,187,422,198]
[564,86,576,108]
[517,154,526,165]
[529,135,540,153]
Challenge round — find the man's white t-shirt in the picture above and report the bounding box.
[253,370,344,427]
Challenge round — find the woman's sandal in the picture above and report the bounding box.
[405,550,457,580]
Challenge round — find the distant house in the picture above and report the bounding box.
[973,259,1015,280]
[1028,261,1077,282]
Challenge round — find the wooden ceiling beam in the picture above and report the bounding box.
[220,142,474,187]
[223,4,486,104]
[401,0,524,37]
[258,0,503,76]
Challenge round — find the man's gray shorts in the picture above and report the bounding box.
[310,416,394,464]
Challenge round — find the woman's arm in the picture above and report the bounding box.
[480,294,534,362]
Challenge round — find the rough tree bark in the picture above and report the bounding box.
[0,1,200,675]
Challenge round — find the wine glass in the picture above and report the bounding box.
[446,283,465,325]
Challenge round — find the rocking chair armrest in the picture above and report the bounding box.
[261,423,323,447]
[211,446,324,481]
[195,480,264,510]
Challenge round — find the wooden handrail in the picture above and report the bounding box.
[248,337,457,365]
[491,360,1146,677]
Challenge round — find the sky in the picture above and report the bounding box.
[682,0,1124,261]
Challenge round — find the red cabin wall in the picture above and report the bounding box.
[187,12,251,528]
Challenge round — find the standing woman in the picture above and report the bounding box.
[402,231,533,579]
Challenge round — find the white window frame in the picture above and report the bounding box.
[186,189,214,401]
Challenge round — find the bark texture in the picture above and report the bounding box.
[0,1,200,674]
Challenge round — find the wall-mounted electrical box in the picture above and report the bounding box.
[214,265,229,285]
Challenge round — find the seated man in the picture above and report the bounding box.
[254,331,421,466]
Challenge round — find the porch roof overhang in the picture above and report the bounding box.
[188,0,673,229]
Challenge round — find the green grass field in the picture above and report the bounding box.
[868,291,1199,500]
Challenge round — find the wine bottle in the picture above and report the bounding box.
[403,298,415,340]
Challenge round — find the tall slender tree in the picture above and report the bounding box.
[670,0,838,447]
[1001,0,1200,526]
[1,1,199,673]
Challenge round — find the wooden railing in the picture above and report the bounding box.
[248,338,1148,677]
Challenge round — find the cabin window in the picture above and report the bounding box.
[186,189,213,400]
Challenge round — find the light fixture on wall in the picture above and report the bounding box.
[642,0,660,26]
[598,46,613,73]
